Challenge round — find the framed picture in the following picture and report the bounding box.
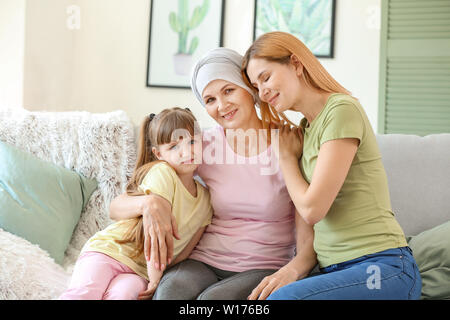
[146,0,225,88]
[253,0,336,58]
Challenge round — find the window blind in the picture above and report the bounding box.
[378,0,450,135]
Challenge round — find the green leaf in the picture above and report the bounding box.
[288,0,303,31]
[188,36,199,55]
[169,12,180,32]
[179,0,188,27]
[189,0,209,29]
[277,10,289,32]
[260,0,278,29]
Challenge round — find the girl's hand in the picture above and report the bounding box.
[247,265,299,300]
[139,257,164,300]
[142,194,180,271]
[272,123,304,161]
[137,281,159,300]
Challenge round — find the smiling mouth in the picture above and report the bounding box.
[222,109,237,120]
[268,93,279,105]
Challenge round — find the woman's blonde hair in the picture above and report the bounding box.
[241,31,351,126]
[115,107,199,258]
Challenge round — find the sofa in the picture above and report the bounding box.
[0,108,449,300]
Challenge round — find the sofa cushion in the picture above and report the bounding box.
[407,220,450,300]
[376,134,450,236]
[0,140,98,264]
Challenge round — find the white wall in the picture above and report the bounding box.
[0,0,26,109]
[321,0,381,131]
[20,0,381,131]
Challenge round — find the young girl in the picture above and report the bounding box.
[242,31,422,300]
[59,107,213,300]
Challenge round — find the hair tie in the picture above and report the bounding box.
[149,113,156,121]
[185,107,191,112]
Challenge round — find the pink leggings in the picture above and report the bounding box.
[59,251,148,300]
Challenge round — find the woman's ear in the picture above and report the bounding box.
[290,54,304,76]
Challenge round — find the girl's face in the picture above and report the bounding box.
[202,79,257,130]
[152,133,202,176]
[246,57,302,113]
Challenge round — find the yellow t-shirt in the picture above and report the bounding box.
[82,162,213,280]
[300,93,407,268]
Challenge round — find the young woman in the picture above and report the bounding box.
[242,31,421,300]
[109,48,316,300]
[60,108,213,300]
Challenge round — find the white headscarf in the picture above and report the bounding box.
[190,47,258,106]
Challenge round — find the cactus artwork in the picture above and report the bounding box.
[169,0,210,75]
[255,0,334,57]
[147,0,223,87]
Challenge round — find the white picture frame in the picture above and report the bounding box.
[146,0,225,88]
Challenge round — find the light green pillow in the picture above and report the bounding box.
[407,220,450,300]
[0,140,98,264]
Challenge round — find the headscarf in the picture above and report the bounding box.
[190,47,258,106]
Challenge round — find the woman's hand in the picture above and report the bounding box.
[271,123,304,161]
[248,211,316,300]
[142,194,180,271]
[247,265,300,300]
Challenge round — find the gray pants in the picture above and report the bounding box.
[153,259,276,300]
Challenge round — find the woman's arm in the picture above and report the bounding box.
[137,226,206,300]
[280,138,358,225]
[109,192,149,220]
[170,226,206,266]
[248,211,316,300]
[281,211,317,279]
[109,192,180,270]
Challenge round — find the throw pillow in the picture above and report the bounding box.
[0,140,98,264]
[407,220,450,300]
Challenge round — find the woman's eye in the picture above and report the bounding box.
[225,88,234,94]
[264,75,270,82]
[170,144,177,150]
[205,97,215,104]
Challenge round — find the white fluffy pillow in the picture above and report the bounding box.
[0,228,69,300]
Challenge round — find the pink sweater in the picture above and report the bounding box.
[190,126,295,272]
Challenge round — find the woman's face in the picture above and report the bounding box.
[202,79,257,130]
[246,57,301,113]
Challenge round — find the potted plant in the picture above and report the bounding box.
[169,0,210,76]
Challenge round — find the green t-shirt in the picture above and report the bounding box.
[299,93,407,268]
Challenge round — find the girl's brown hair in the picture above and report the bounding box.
[241,31,352,127]
[115,107,199,258]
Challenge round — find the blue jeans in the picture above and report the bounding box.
[268,247,422,300]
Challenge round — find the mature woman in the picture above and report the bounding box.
[241,31,421,300]
[109,48,316,300]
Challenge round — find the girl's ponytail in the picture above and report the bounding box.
[126,114,160,196]
[116,114,160,258]
[136,113,158,170]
